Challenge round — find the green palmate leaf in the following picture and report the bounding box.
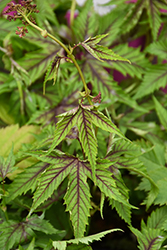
[153,96,167,130]
[121,0,145,34]
[137,160,167,206]
[0,147,15,179]
[53,229,122,250]
[130,226,164,250]
[130,206,167,250]
[36,0,58,26]
[84,58,146,112]
[26,150,128,238]
[26,238,35,250]
[146,0,162,41]
[156,0,167,10]
[110,199,131,225]
[110,81,147,113]
[67,228,123,244]
[147,206,167,229]
[111,44,151,79]
[0,216,62,250]
[145,39,167,60]
[73,0,98,42]
[106,138,158,208]
[47,107,79,154]
[29,154,74,215]
[85,58,114,97]
[97,3,126,46]
[52,241,67,250]
[0,18,21,41]
[77,106,97,181]
[7,162,49,202]
[16,47,60,83]
[136,141,167,206]
[107,137,141,157]
[109,171,131,224]
[133,65,167,99]
[64,160,92,238]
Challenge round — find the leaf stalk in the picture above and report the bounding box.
[23,15,90,99]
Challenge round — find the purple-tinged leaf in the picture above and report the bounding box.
[47,107,79,154]
[26,215,64,235]
[29,155,76,215]
[85,58,113,97]
[130,225,164,250]
[95,161,131,207]
[64,159,92,238]
[72,0,98,42]
[83,34,108,45]
[81,43,130,63]
[16,48,60,83]
[0,216,63,250]
[0,220,34,250]
[0,147,15,179]
[7,162,49,202]
[43,55,62,94]
[146,0,162,41]
[77,106,97,181]
[88,107,126,139]
[121,0,145,34]
[85,159,131,208]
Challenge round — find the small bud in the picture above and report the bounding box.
[41,29,48,38]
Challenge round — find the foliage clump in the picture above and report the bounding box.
[0,0,167,249]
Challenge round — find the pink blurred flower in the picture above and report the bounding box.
[65,9,79,26]
[3,1,17,16]
[160,9,167,13]
[3,0,22,17]
[15,26,28,38]
[128,36,146,51]
[113,70,129,83]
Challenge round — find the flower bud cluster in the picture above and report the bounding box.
[15,26,28,37]
[3,0,39,37]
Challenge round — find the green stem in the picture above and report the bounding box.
[70,0,76,27]
[23,15,90,97]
